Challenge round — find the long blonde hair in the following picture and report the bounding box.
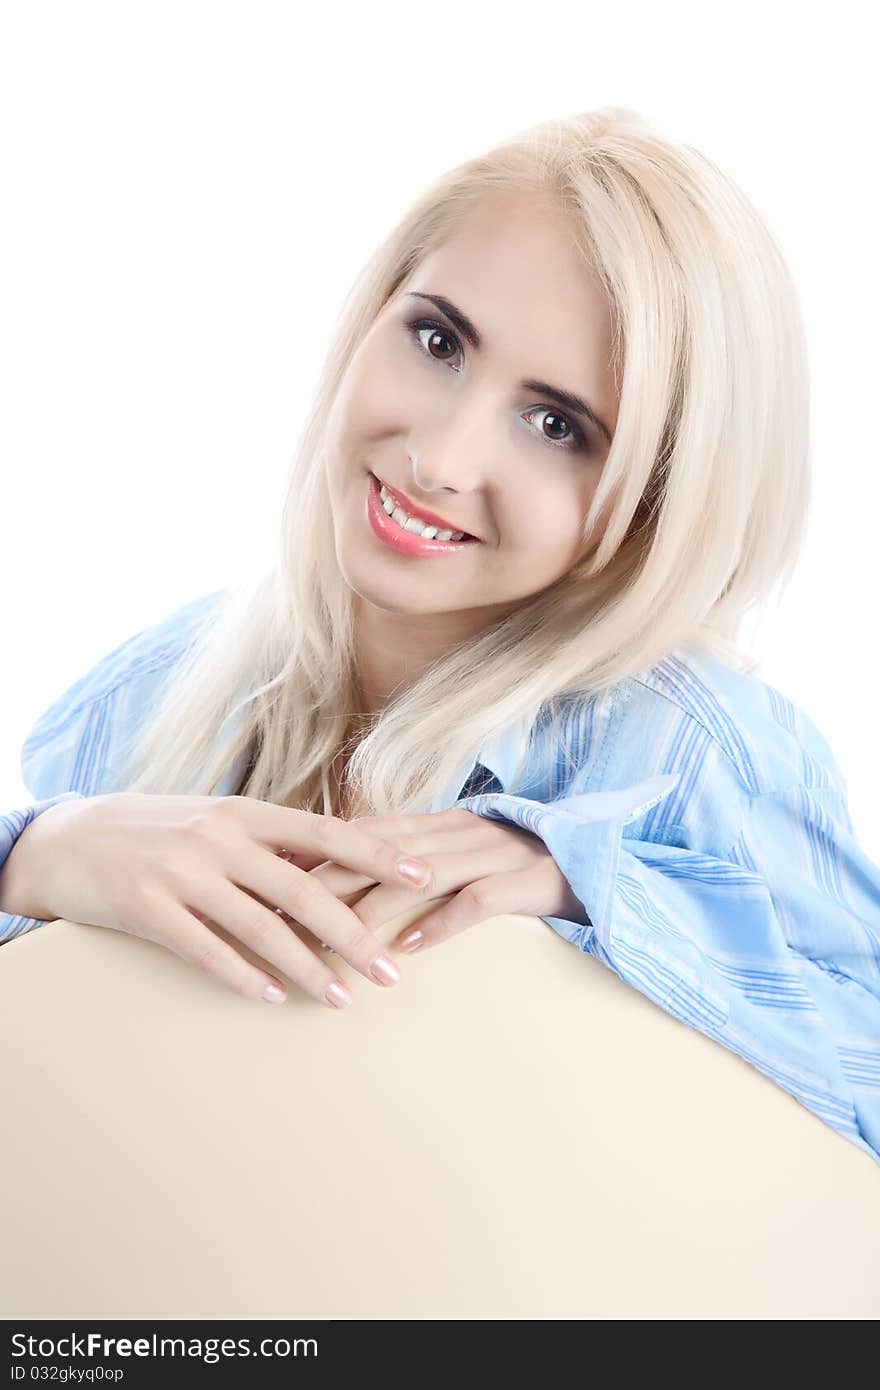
[118,105,811,816]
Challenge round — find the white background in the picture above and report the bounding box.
[1,0,877,856]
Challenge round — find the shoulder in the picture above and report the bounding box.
[21,589,229,781]
[31,590,227,729]
[527,645,850,857]
[627,647,848,799]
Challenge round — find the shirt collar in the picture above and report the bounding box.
[471,712,534,793]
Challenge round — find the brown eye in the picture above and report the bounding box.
[541,411,571,442]
[426,328,456,359]
[523,406,587,452]
[407,318,462,366]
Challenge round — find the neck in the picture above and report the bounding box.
[351,594,514,715]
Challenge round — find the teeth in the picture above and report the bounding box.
[379,483,465,541]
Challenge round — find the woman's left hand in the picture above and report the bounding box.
[288,806,588,954]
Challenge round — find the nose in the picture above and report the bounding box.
[408,399,491,497]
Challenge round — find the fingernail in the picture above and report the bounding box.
[370,954,400,986]
[262,983,287,1004]
[326,981,353,1008]
[397,929,424,954]
[397,858,430,886]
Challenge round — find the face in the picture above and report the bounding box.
[325,189,619,653]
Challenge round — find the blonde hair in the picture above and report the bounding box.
[118,105,811,816]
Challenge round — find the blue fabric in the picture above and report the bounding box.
[3,589,879,1166]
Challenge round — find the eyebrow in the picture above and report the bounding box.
[403,291,614,447]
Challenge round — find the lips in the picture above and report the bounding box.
[371,472,479,540]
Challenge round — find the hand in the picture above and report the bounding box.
[6,792,434,1008]
[301,807,588,953]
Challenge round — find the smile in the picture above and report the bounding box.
[378,483,471,540]
[366,473,481,558]
[374,473,479,540]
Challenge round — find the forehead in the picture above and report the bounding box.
[398,190,617,406]
[413,191,603,305]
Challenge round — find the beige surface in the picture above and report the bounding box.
[1,902,879,1321]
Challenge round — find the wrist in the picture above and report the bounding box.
[0,809,65,921]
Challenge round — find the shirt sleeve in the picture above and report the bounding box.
[1,636,169,941]
[0,698,101,944]
[0,671,135,942]
[1,794,90,940]
[455,773,880,1168]
[1,590,229,945]
[2,652,135,942]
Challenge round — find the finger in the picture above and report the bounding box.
[355,809,519,864]
[351,842,539,934]
[277,851,374,899]
[235,800,432,888]
[351,808,486,848]
[371,817,516,859]
[222,840,418,988]
[147,898,303,1006]
[299,820,476,899]
[238,886,372,954]
[350,807,471,834]
[274,847,330,873]
[390,870,531,953]
[306,860,378,897]
[302,813,515,901]
[178,880,359,1007]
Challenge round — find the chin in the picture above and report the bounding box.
[353,582,443,616]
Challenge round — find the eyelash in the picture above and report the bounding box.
[404,316,590,455]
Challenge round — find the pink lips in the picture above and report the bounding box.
[366,473,481,558]
[374,473,477,538]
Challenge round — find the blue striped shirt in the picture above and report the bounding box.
[3,589,879,1166]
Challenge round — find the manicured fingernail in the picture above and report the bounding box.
[370,954,400,986]
[262,983,287,1004]
[397,858,430,886]
[397,929,424,953]
[326,981,353,1008]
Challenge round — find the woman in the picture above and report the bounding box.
[2,106,878,1165]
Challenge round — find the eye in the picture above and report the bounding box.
[521,407,586,452]
[407,318,462,368]
[404,315,590,455]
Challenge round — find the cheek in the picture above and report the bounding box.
[503,478,585,555]
[336,337,430,439]
[331,367,374,440]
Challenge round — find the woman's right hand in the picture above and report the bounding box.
[5,792,434,1008]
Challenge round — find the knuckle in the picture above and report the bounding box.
[237,900,277,947]
[463,880,495,913]
[287,873,322,916]
[345,923,378,959]
[304,813,336,856]
[192,940,225,976]
[352,898,379,929]
[185,809,226,846]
